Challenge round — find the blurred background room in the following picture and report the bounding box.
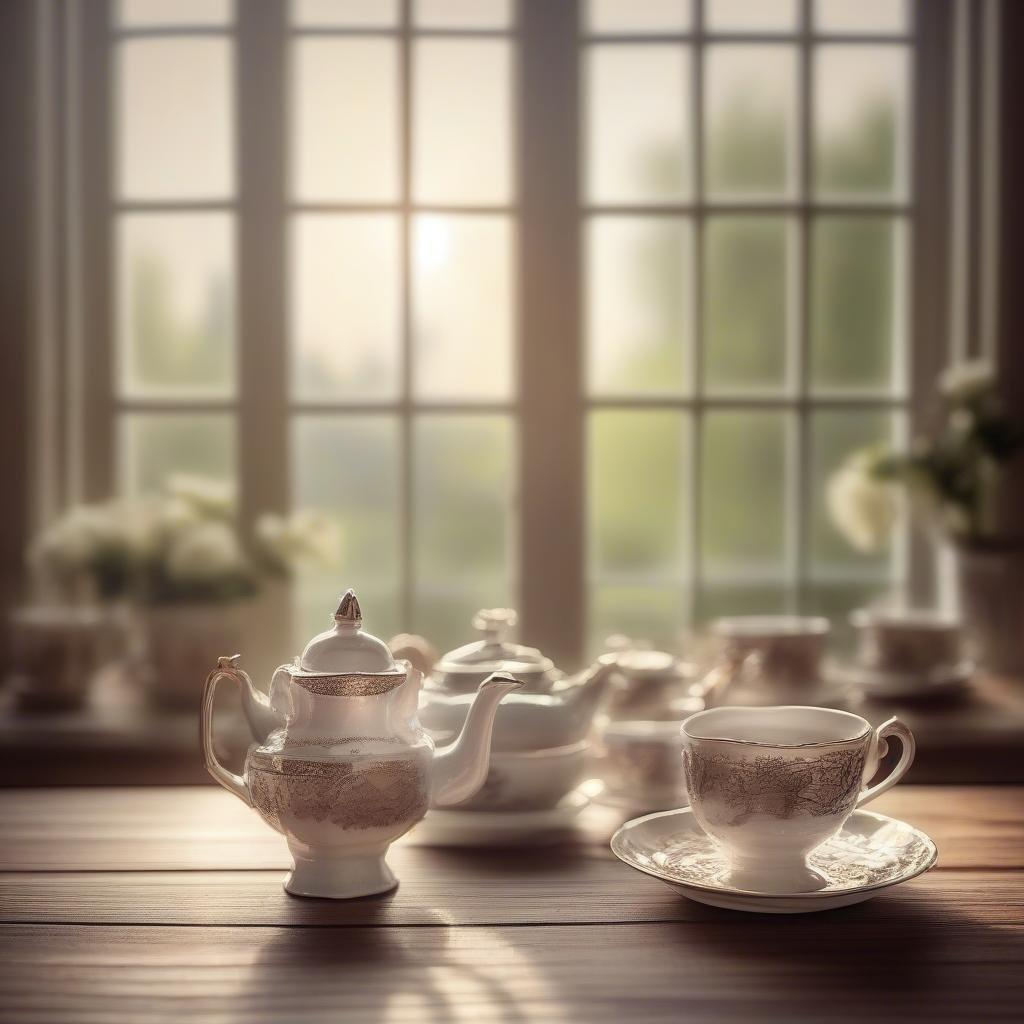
[1,0,1023,788]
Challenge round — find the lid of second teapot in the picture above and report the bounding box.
[434,607,555,684]
[298,589,401,675]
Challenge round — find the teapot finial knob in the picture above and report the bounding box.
[472,607,517,643]
[334,589,362,627]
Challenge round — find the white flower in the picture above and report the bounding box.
[165,521,247,584]
[30,503,126,576]
[124,496,198,561]
[255,510,341,572]
[166,474,235,519]
[939,360,993,404]
[826,454,898,553]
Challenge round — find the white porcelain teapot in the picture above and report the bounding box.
[394,608,618,812]
[200,590,521,898]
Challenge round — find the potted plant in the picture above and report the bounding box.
[24,476,339,709]
[13,501,144,710]
[827,361,1024,676]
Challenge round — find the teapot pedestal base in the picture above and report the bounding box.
[284,842,397,900]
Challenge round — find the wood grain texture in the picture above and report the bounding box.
[1,785,1021,870]
[0,869,1017,928]
[0,786,1021,1023]
[1,922,1022,1024]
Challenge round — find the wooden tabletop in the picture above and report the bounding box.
[1,785,1022,1023]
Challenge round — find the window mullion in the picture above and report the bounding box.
[691,0,705,625]
[794,0,813,612]
[400,0,413,632]
[237,1,289,653]
[78,0,113,502]
[909,0,954,603]
[518,0,584,667]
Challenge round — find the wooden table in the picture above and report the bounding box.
[1,786,1022,1022]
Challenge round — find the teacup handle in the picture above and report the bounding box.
[857,716,915,808]
[200,655,252,806]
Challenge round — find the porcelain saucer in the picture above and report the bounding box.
[611,807,937,914]
[406,787,592,848]
[829,658,974,700]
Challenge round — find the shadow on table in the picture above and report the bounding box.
[413,840,597,880]
[239,918,541,1024]
[659,893,1023,1015]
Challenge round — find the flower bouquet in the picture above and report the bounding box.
[24,476,339,708]
[827,361,1024,674]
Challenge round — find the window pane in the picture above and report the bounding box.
[415,0,512,28]
[589,411,690,577]
[116,39,232,200]
[814,45,908,199]
[811,216,905,392]
[587,217,692,395]
[701,411,789,577]
[292,0,399,26]
[705,0,799,32]
[413,40,512,205]
[291,215,400,402]
[586,46,692,204]
[292,39,399,203]
[118,214,234,399]
[120,413,234,496]
[586,1,692,33]
[805,583,898,646]
[810,409,896,572]
[705,45,797,199]
[589,585,688,656]
[704,217,792,393]
[414,415,514,649]
[698,583,793,624]
[117,0,232,26]
[815,0,909,34]
[293,415,401,643]
[412,215,513,400]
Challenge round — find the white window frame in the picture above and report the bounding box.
[36,0,956,667]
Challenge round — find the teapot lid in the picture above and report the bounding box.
[435,608,554,678]
[298,590,400,675]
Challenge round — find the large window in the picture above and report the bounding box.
[65,0,936,660]
[107,0,517,646]
[582,0,913,649]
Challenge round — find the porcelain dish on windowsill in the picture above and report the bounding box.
[828,658,975,700]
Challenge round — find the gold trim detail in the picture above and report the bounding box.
[290,672,405,696]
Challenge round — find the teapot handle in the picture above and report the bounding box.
[200,655,251,806]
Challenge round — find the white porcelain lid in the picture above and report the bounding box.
[435,608,554,677]
[298,590,400,675]
[615,649,678,678]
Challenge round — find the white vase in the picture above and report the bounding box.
[138,603,247,709]
[954,541,1024,678]
[8,605,110,711]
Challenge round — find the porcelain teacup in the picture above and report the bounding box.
[680,706,915,893]
[850,608,964,674]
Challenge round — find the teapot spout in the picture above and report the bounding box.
[430,672,523,807]
[555,653,619,724]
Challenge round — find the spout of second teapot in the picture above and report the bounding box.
[553,653,619,726]
[430,672,523,807]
